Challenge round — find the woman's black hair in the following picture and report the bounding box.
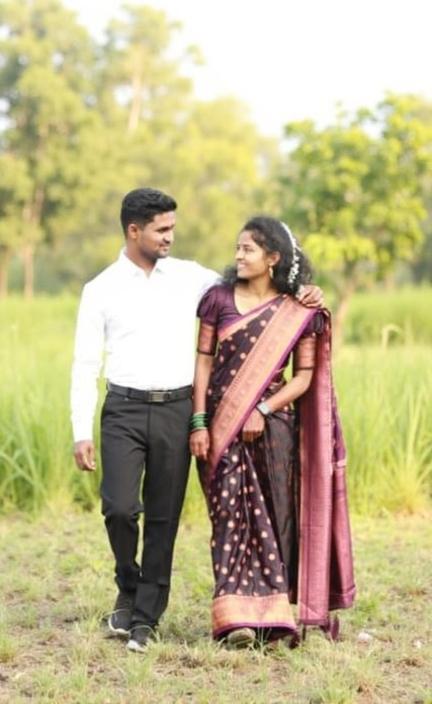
[222,215,313,295]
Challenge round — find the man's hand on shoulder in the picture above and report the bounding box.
[74,440,96,471]
[296,284,324,308]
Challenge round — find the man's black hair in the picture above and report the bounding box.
[120,188,177,235]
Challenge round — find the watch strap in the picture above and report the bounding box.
[256,401,271,416]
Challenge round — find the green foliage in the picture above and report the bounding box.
[279,95,432,293]
[1,1,432,300]
[0,154,32,293]
[0,0,122,295]
[158,97,269,271]
[0,0,270,293]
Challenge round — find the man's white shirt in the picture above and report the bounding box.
[71,251,219,442]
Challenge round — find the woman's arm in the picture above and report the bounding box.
[192,352,214,415]
[264,334,317,411]
[190,322,217,460]
[261,367,313,413]
[241,334,316,442]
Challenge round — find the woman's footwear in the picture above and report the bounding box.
[226,627,256,648]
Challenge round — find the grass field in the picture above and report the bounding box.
[0,290,431,515]
[0,510,431,704]
[0,290,431,703]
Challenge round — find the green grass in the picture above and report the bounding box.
[335,345,432,514]
[342,285,432,346]
[0,510,430,703]
[0,293,431,515]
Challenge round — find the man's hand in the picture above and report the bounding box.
[242,409,265,442]
[296,284,324,308]
[74,440,96,471]
[190,429,210,461]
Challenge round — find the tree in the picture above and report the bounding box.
[96,6,272,273]
[0,1,278,292]
[0,154,32,296]
[277,95,432,339]
[100,3,199,132]
[144,97,274,270]
[0,0,104,296]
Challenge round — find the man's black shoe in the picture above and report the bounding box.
[107,591,135,638]
[126,625,155,653]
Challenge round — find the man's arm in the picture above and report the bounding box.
[70,283,105,471]
[194,262,221,300]
[296,284,324,308]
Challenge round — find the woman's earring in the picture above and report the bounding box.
[269,265,274,279]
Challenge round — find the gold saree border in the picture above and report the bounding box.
[218,299,279,343]
[297,315,355,624]
[208,296,314,473]
[212,593,296,634]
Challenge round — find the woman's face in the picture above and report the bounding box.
[235,230,275,280]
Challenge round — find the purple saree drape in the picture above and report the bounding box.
[199,292,355,639]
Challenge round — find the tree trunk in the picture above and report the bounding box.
[127,72,142,132]
[21,187,44,298]
[0,247,11,298]
[22,243,34,299]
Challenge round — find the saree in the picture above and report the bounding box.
[197,287,355,641]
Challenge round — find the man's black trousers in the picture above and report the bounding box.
[100,390,191,628]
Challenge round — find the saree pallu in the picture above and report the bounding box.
[199,294,355,640]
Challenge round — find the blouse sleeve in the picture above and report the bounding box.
[293,311,324,371]
[301,311,325,337]
[196,286,220,356]
[197,285,221,326]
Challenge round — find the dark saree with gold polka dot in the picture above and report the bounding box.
[197,293,355,642]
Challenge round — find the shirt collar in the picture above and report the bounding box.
[118,249,169,276]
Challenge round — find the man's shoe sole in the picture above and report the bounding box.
[126,638,148,653]
[107,615,131,639]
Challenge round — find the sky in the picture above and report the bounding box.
[63,0,432,137]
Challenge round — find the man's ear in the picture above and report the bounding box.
[127,223,139,240]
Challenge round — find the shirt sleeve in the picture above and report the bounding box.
[193,262,221,301]
[70,283,105,442]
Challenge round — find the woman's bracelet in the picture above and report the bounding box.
[256,401,271,417]
[189,412,208,432]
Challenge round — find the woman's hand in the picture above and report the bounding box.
[190,429,210,460]
[242,409,265,442]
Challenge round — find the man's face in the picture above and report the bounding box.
[129,211,176,262]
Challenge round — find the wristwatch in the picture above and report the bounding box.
[256,401,271,417]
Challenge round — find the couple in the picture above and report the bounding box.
[71,188,355,653]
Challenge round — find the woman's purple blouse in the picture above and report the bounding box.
[197,284,324,337]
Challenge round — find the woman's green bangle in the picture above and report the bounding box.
[190,412,208,432]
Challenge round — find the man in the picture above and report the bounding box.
[71,187,322,653]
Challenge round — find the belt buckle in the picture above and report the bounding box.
[150,390,169,403]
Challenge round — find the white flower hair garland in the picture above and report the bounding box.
[280,222,300,286]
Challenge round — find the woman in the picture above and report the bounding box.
[190,216,355,648]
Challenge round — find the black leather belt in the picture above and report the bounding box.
[106,382,192,403]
